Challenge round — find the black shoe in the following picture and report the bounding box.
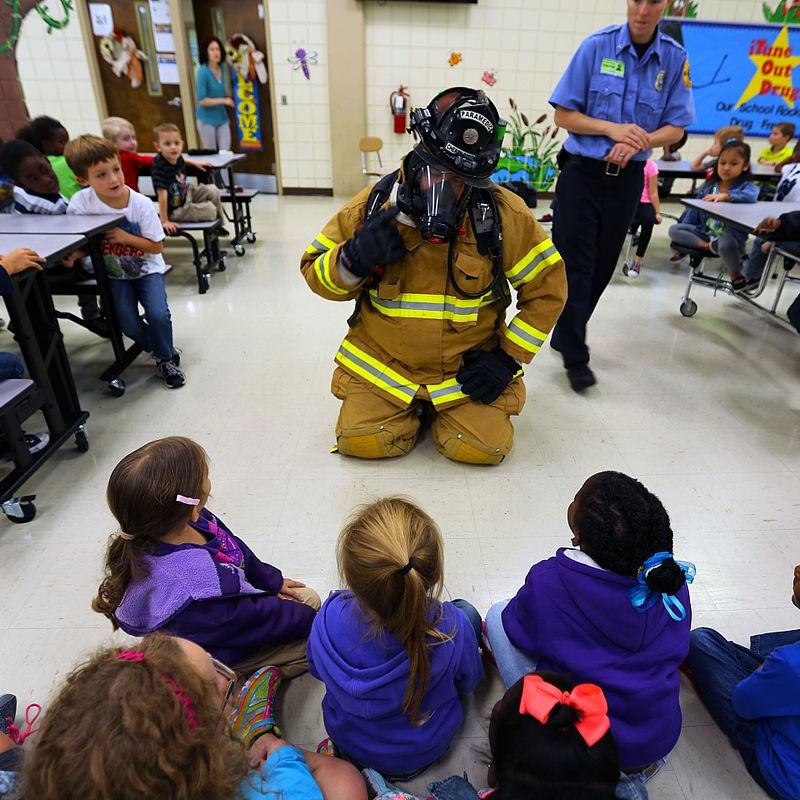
[156,359,186,389]
[566,365,597,392]
[0,694,16,735]
[218,226,230,238]
[171,349,181,367]
[24,431,49,454]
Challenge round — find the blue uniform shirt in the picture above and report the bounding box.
[550,23,695,160]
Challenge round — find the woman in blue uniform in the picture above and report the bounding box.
[549,0,695,391]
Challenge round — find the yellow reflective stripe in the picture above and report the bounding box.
[502,316,547,353]
[305,232,337,254]
[505,239,561,288]
[335,340,420,404]
[367,290,499,321]
[314,250,350,296]
[428,378,469,407]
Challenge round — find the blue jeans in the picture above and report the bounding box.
[0,353,23,380]
[686,627,787,799]
[108,274,174,362]
[743,237,800,282]
[484,600,539,688]
[451,599,482,644]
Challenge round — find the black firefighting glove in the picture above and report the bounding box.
[340,206,407,278]
[456,346,519,405]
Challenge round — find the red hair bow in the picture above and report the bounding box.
[518,675,611,747]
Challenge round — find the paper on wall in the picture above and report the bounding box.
[89,3,113,37]
[156,52,179,85]
[149,0,175,52]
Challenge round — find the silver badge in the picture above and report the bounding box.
[463,128,479,145]
[655,70,665,92]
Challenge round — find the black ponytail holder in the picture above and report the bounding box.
[398,561,414,576]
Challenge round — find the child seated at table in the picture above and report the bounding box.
[151,123,227,236]
[65,134,186,388]
[669,141,759,283]
[0,139,106,335]
[758,122,795,167]
[17,116,81,199]
[103,116,212,195]
[690,125,745,172]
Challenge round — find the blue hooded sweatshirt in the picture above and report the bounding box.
[307,591,483,774]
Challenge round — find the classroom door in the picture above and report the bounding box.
[84,0,186,147]
[191,0,277,178]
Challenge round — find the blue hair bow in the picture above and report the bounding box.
[627,551,696,622]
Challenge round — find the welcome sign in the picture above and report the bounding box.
[661,19,800,136]
[232,70,263,151]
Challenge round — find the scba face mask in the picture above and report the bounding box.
[397,162,468,245]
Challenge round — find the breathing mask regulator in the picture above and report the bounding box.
[399,87,508,298]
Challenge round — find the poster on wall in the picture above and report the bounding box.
[148,0,175,52]
[89,3,113,36]
[662,19,800,136]
[156,53,179,85]
[231,70,263,151]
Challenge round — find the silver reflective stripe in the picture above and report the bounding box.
[336,345,417,400]
[508,320,546,348]
[510,243,560,285]
[428,382,465,400]
[369,294,479,317]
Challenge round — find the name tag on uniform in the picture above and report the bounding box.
[600,58,625,77]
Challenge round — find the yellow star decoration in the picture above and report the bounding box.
[736,25,800,109]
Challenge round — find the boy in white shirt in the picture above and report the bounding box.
[65,135,185,388]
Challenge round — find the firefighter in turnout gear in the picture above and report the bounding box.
[300,87,567,465]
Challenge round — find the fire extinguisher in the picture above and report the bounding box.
[389,86,410,134]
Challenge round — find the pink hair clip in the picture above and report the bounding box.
[115,651,146,663]
[162,674,199,730]
[176,494,200,506]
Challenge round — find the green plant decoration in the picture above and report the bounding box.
[1,0,72,55]
[763,0,800,22]
[664,0,699,17]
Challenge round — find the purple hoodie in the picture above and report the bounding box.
[502,548,691,769]
[114,509,316,667]
[307,591,483,774]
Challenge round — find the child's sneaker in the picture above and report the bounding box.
[156,358,185,389]
[628,261,640,278]
[0,694,16,735]
[228,666,283,746]
[669,251,685,263]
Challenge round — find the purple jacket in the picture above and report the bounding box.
[307,591,483,774]
[115,509,316,667]
[502,548,691,769]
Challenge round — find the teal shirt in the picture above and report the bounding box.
[195,63,231,127]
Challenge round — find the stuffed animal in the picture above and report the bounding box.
[99,28,147,89]
[225,33,267,84]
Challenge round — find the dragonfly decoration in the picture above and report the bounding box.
[288,47,318,80]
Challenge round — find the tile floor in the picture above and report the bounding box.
[2,194,800,798]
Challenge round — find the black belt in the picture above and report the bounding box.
[566,153,646,177]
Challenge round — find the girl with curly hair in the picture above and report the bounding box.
[484,471,695,781]
[9,634,366,800]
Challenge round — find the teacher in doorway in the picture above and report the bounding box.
[195,36,234,151]
[549,0,694,392]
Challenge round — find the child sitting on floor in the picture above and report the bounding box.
[484,471,695,780]
[365,672,648,800]
[17,116,82,199]
[8,634,366,800]
[151,122,227,235]
[308,496,483,781]
[686,564,800,800]
[668,140,759,287]
[93,436,319,676]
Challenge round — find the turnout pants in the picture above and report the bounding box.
[331,367,526,466]
[551,156,644,368]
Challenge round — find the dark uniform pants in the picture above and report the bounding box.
[551,156,644,369]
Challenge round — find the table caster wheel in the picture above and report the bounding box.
[75,425,89,453]
[680,298,697,317]
[108,377,126,397]
[234,244,245,257]
[200,272,210,293]
[246,232,256,243]
[3,495,36,523]
[217,257,227,272]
